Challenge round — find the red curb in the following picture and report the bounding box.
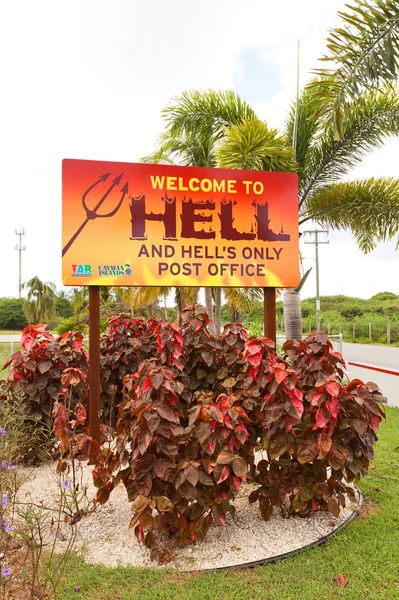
[348,361,399,377]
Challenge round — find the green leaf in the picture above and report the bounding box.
[304,177,399,253]
[217,119,296,172]
[307,0,399,137]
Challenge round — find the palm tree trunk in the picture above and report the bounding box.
[204,287,213,321]
[283,288,303,340]
[231,308,240,322]
[215,288,222,332]
[163,294,168,320]
[176,288,185,321]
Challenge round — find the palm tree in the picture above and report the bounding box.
[23,277,57,324]
[142,91,277,326]
[204,288,213,321]
[146,86,399,338]
[69,287,89,314]
[114,286,199,321]
[308,0,399,140]
[144,1,399,338]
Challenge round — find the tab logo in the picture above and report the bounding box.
[72,264,92,276]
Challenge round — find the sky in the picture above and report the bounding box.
[1,0,398,301]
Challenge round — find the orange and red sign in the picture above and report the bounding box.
[62,159,299,288]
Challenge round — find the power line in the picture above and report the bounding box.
[15,228,26,298]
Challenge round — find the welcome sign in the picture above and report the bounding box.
[62,159,299,288]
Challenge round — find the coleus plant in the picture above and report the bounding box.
[244,333,385,518]
[83,307,385,561]
[1,324,88,423]
[8,309,385,562]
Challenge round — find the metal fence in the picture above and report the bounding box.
[274,318,399,345]
[306,321,398,344]
[276,334,343,355]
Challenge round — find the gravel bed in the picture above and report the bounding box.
[17,460,360,571]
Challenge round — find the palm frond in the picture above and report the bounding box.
[303,177,399,252]
[224,288,264,314]
[162,90,257,141]
[285,82,323,179]
[216,119,296,172]
[141,130,217,168]
[141,135,182,165]
[308,0,399,139]
[299,87,399,208]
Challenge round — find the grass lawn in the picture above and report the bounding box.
[0,330,22,335]
[0,342,21,378]
[54,406,399,600]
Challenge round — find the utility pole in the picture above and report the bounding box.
[15,228,26,298]
[304,229,329,331]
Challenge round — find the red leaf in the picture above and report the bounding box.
[285,415,297,432]
[327,498,340,518]
[326,399,339,419]
[217,466,229,484]
[315,408,327,428]
[310,392,323,406]
[138,432,151,455]
[290,393,303,418]
[232,456,247,478]
[235,424,248,444]
[248,352,262,367]
[297,441,318,464]
[317,433,332,458]
[246,343,262,355]
[75,402,87,425]
[326,381,340,397]
[217,450,234,465]
[371,414,381,430]
[335,574,348,587]
[135,524,145,544]
[275,369,288,384]
[232,476,241,492]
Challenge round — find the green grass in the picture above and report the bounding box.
[0,330,21,335]
[54,407,399,600]
[0,343,21,378]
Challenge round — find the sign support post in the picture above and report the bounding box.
[263,287,277,345]
[89,286,101,443]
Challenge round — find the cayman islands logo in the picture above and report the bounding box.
[98,263,132,277]
[72,264,92,277]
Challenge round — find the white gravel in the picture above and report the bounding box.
[17,460,360,571]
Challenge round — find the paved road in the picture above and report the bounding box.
[342,343,399,407]
[342,342,399,371]
[0,335,20,343]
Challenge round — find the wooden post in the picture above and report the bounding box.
[89,286,101,444]
[264,288,276,345]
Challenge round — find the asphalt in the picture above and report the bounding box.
[342,342,399,371]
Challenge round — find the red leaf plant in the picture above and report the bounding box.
[2,309,385,562]
[87,310,385,562]
[1,325,88,425]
